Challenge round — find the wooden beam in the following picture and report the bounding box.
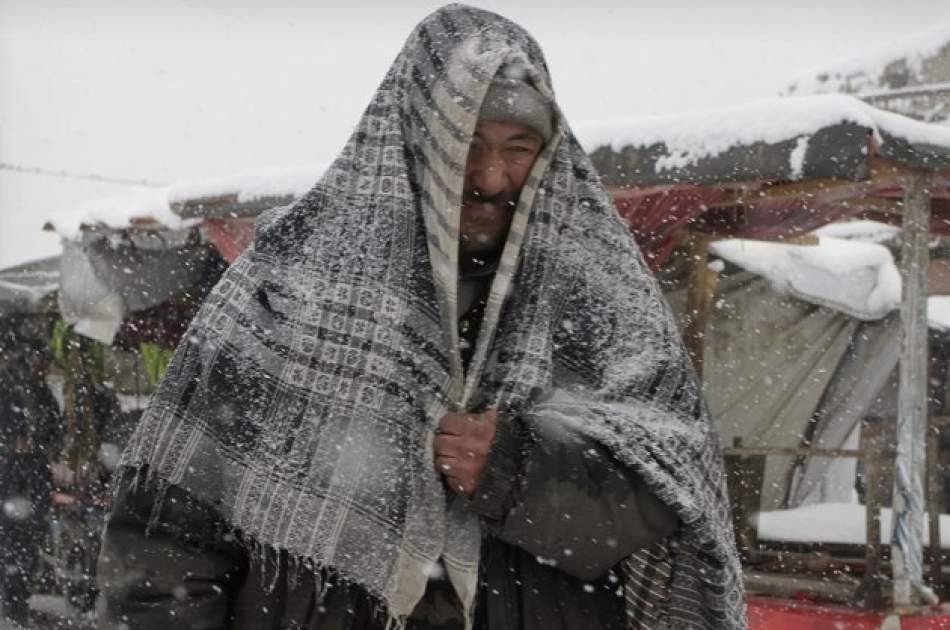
[682,233,719,377]
[836,196,905,215]
[172,193,295,219]
[862,420,887,608]
[724,438,766,564]
[709,178,875,208]
[928,413,942,589]
[892,172,934,607]
[607,184,680,200]
[744,571,861,603]
[722,446,892,459]
[871,155,921,186]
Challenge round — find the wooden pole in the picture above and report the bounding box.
[892,172,933,607]
[683,233,720,378]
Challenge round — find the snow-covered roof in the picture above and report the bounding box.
[579,94,950,186]
[168,165,323,217]
[710,235,900,321]
[45,188,188,239]
[784,22,950,97]
[0,256,60,314]
[45,165,323,238]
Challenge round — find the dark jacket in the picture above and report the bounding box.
[97,412,677,630]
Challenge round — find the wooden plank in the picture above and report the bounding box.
[607,184,682,199]
[744,571,861,603]
[928,414,942,588]
[709,178,875,208]
[892,172,933,606]
[870,155,920,185]
[862,420,886,608]
[722,446,893,459]
[836,196,905,215]
[725,438,766,564]
[172,193,296,219]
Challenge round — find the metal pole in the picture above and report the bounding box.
[892,172,937,607]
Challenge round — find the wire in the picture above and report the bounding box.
[0,162,167,187]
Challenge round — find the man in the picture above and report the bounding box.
[97,5,744,630]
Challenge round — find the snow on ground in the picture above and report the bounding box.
[929,295,950,331]
[784,22,950,96]
[45,164,323,239]
[758,502,950,548]
[710,236,900,321]
[574,93,950,176]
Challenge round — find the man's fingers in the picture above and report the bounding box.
[433,434,462,456]
[435,455,458,473]
[438,413,476,436]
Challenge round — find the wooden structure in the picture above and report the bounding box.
[581,94,950,620]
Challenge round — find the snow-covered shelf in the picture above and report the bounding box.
[710,235,900,321]
[758,502,950,548]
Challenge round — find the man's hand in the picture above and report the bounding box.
[434,409,499,497]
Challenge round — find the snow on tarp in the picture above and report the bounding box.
[812,219,901,245]
[784,22,950,97]
[579,94,950,187]
[46,165,323,238]
[709,236,900,321]
[758,502,950,548]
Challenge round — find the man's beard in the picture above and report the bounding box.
[460,189,517,257]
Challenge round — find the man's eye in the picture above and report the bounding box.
[506,146,533,154]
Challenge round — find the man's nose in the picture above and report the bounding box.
[469,156,507,198]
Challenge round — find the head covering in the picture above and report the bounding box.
[479,73,553,141]
[120,5,745,630]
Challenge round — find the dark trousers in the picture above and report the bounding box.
[0,521,40,623]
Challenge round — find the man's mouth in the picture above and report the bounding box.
[464,190,517,208]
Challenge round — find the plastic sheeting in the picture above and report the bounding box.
[670,270,900,510]
[57,230,209,344]
[0,256,59,315]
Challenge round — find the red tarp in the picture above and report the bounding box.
[201,183,950,271]
[749,596,950,629]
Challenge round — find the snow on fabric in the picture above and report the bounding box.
[758,502,950,548]
[784,22,950,96]
[710,236,900,321]
[574,94,950,176]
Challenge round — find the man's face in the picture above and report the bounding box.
[460,120,543,257]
